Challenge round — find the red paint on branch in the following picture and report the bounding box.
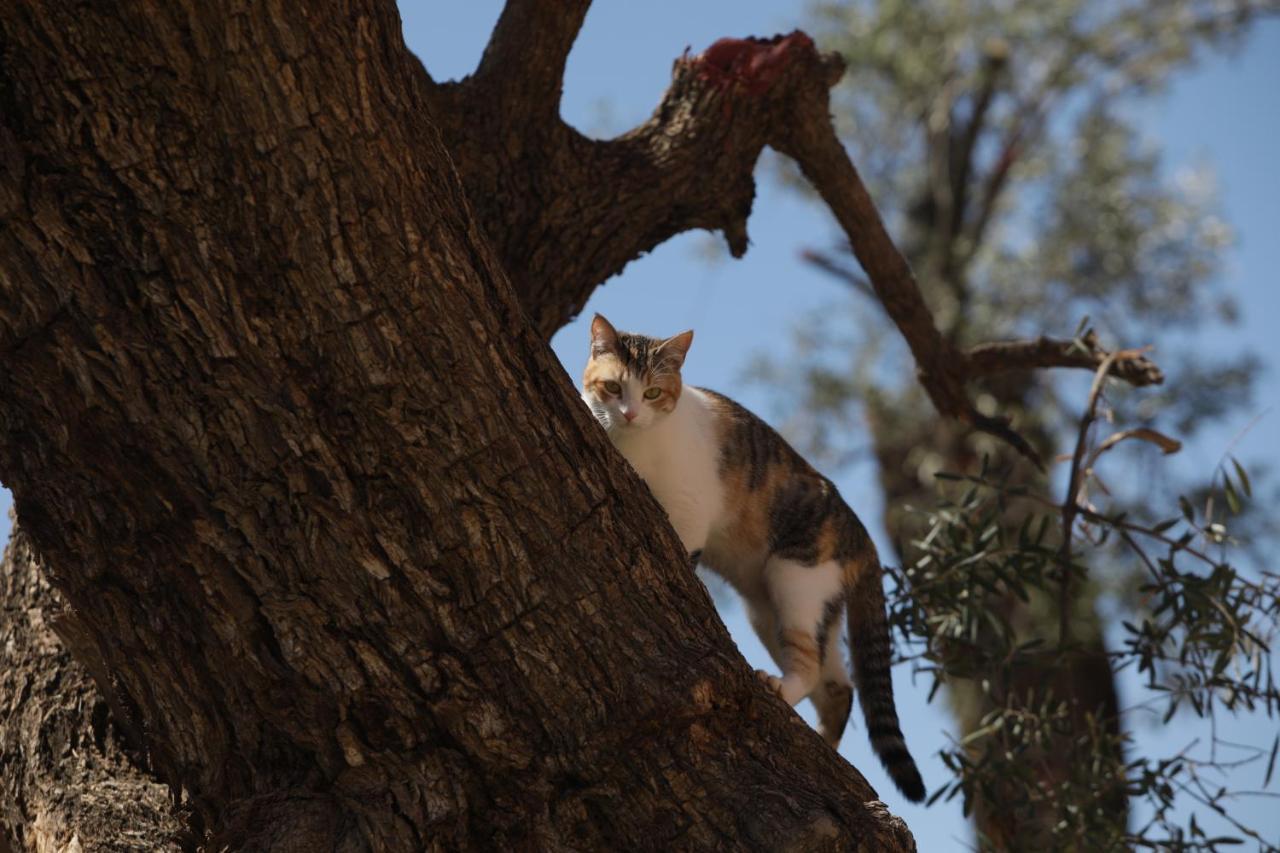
[694,32,817,96]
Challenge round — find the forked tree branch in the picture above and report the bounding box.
[472,0,592,117]
[437,20,1168,466]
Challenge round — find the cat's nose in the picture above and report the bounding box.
[623,409,638,422]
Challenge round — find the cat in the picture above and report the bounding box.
[581,313,925,803]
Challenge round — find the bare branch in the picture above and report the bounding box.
[965,332,1165,387]
[768,58,963,405]
[1089,427,1181,463]
[473,0,593,116]
[1058,350,1128,646]
[950,40,1008,237]
[760,45,1044,466]
[801,248,874,298]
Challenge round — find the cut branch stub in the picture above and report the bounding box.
[693,32,841,96]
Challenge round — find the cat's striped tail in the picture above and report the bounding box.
[847,554,926,803]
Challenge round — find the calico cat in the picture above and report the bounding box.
[582,314,925,803]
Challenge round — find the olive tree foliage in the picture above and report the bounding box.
[749,0,1280,849]
[894,392,1280,850]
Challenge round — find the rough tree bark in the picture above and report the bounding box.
[1,522,184,852]
[0,1,920,849]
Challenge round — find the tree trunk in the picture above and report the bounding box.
[866,376,1125,848]
[1,522,185,852]
[0,1,913,849]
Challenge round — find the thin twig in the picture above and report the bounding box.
[800,248,876,298]
[1058,351,1122,647]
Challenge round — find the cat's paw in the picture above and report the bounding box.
[755,669,785,700]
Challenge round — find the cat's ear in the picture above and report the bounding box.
[658,329,694,369]
[590,314,621,357]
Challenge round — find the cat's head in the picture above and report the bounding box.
[582,314,694,432]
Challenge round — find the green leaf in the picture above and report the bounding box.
[1224,479,1242,515]
[1178,495,1195,522]
[1231,456,1252,498]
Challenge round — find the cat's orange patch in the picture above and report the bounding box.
[815,522,842,565]
[713,462,780,563]
[841,550,875,588]
[582,353,627,392]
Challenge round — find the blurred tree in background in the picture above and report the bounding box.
[754,0,1280,847]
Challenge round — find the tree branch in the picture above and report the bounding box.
[966,331,1164,387]
[949,40,1008,247]
[1058,351,1124,647]
[441,29,1171,463]
[737,40,1035,464]
[473,0,593,116]
[801,248,875,298]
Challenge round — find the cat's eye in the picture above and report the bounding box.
[643,387,662,400]
[603,380,622,395]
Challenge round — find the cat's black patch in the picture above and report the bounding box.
[698,388,787,490]
[698,387,876,566]
[615,332,654,375]
[615,332,683,379]
[867,723,904,741]
[768,477,837,564]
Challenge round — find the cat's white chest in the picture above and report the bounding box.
[611,390,723,552]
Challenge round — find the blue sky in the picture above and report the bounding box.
[2,3,1276,848]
